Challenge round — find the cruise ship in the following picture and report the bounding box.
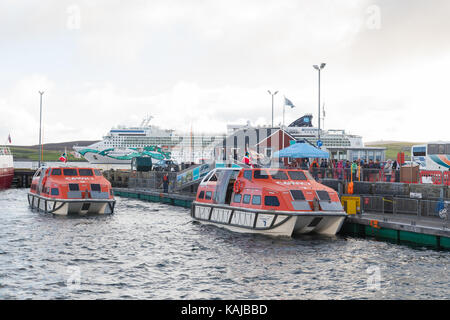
[73,117,225,164]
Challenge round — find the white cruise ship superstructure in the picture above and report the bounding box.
[73,117,225,164]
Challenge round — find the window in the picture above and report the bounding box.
[287,171,307,180]
[252,195,261,205]
[91,184,101,192]
[243,170,252,181]
[233,194,242,203]
[79,169,94,176]
[438,144,446,155]
[427,144,439,155]
[254,169,269,179]
[94,169,102,176]
[63,169,78,176]
[265,148,272,158]
[290,190,305,200]
[243,194,251,204]
[270,171,288,180]
[205,191,212,200]
[208,174,218,182]
[69,184,79,191]
[51,168,62,175]
[412,146,426,157]
[198,191,205,199]
[316,190,330,201]
[51,188,59,196]
[264,196,280,206]
[446,144,450,155]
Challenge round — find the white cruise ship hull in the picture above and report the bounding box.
[77,151,132,164]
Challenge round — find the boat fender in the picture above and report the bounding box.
[233,180,244,194]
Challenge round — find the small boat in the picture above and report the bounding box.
[28,166,116,215]
[191,168,347,237]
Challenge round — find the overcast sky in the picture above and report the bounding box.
[1,0,449,146]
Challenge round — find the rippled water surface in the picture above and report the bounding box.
[0,189,449,299]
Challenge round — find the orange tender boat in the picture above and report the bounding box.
[191,168,347,237]
[28,167,116,215]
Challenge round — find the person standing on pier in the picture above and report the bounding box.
[384,160,393,182]
[163,173,169,193]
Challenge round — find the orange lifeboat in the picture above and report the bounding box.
[27,167,116,215]
[191,168,347,237]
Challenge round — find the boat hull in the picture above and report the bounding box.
[191,202,346,237]
[27,193,115,216]
[0,167,14,190]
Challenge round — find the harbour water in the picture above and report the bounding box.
[0,189,449,300]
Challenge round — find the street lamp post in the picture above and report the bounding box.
[313,63,326,147]
[267,90,278,127]
[38,91,44,167]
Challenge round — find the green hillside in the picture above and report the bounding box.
[365,142,420,160]
[11,146,87,162]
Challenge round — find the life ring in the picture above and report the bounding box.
[233,180,244,193]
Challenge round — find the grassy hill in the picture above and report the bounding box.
[365,141,422,160]
[10,140,98,162]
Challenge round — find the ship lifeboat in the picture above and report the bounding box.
[191,168,347,237]
[27,167,116,215]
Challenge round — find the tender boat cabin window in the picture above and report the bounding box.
[243,170,252,181]
[63,169,78,176]
[254,169,269,179]
[264,196,280,206]
[79,169,94,176]
[270,171,289,180]
[316,190,331,201]
[198,191,205,199]
[287,171,307,180]
[69,183,80,191]
[243,194,251,204]
[51,168,62,175]
[51,188,59,196]
[233,193,242,203]
[205,191,212,200]
[252,195,261,205]
[290,190,306,200]
[208,174,218,182]
[94,169,102,176]
[90,184,101,192]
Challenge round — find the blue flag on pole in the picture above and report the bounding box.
[284,97,295,108]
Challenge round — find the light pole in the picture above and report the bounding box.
[38,91,44,167]
[267,90,278,127]
[313,63,326,146]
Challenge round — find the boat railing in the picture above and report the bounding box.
[0,146,12,155]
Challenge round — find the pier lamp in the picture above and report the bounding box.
[313,63,326,146]
[38,91,44,167]
[267,90,278,127]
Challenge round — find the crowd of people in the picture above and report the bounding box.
[287,158,401,182]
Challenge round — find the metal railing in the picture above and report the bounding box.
[303,167,449,185]
[360,195,449,222]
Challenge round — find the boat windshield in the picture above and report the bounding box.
[287,170,308,181]
[51,168,62,175]
[254,169,270,179]
[63,168,78,176]
[79,169,94,176]
[268,170,289,180]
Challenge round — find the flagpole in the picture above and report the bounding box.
[38,91,44,168]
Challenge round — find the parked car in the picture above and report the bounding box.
[153,159,179,172]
